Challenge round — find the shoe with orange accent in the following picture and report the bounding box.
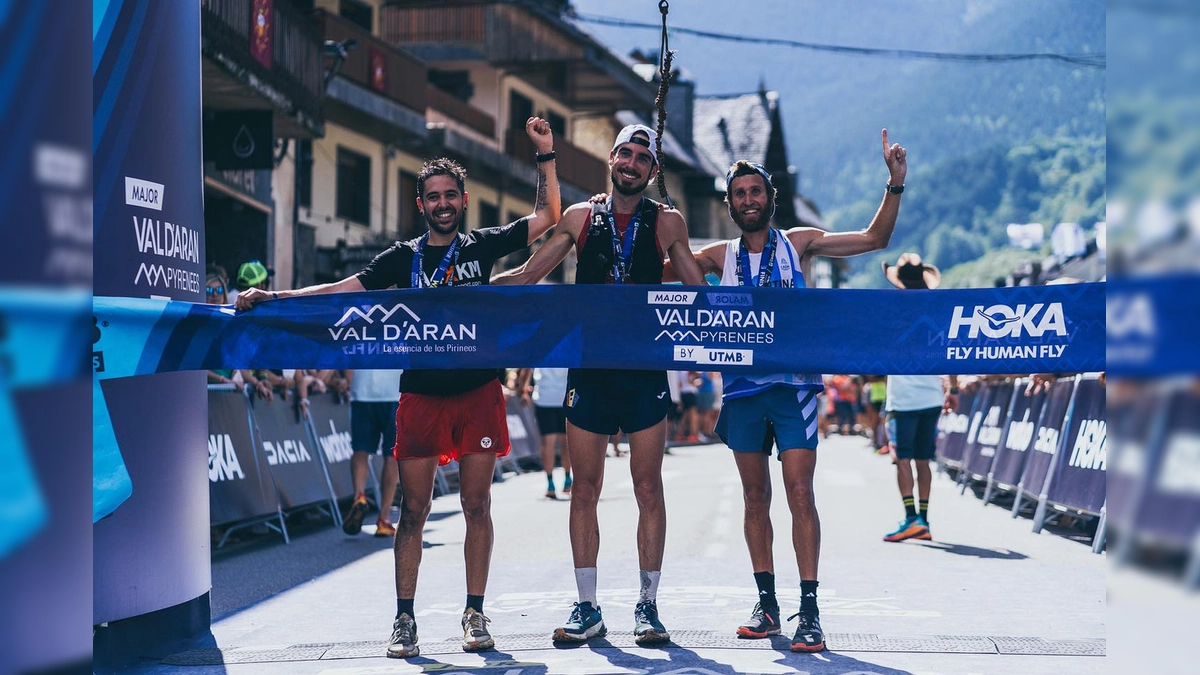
[736,602,781,638]
[788,612,825,652]
[374,518,396,537]
[883,515,928,542]
[342,495,369,535]
[913,516,932,540]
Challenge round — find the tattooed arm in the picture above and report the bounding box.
[524,117,562,244]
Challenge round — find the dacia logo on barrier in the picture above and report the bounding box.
[948,303,1067,339]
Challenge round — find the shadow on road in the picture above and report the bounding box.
[914,541,1028,560]
[592,642,916,675]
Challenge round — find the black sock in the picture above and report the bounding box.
[466,594,485,613]
[397,598,415,618]
[902,495,916,519]
[919,498,929,522]
[753,571,778,608]
[800,580,819,616]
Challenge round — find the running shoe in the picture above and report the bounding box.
[913,515,932,540]
[374,517,396,538]
[552,602,607,642]
[883,515,929,542]
[545,477,557,500]
[788,612,825,652]
[562,474,573,494]
[461,607,495,652]
[633,600,670,645]
[386,613,419,658]
[342,494,369,535]
[736,601,781,638]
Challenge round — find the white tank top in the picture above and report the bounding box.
[718,231,824,400]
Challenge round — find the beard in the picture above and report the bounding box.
[424,206,465,235]
[611,168,652,196]
[730,204,771,233]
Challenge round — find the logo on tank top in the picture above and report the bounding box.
[480,437,493,449]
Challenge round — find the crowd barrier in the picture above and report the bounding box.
[936,375,1107,552]
[206,386,544,543]
[1108,383,1200,587]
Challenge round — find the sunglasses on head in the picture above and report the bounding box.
[206,285,225,295]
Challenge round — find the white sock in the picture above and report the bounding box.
[574,567,598,606]
[639,570,661,603]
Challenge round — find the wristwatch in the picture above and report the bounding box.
[886,183,905,195]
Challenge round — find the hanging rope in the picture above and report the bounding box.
[653,0,674,206]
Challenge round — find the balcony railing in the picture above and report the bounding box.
[506,128,607,194]
[426,84,495,139]
[316,10,427,116]
[201,0,323,129]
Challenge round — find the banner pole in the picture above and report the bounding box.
[1091,502,1106,554]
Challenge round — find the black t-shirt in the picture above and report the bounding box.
[356,218,530,395]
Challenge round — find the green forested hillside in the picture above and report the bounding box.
[828,135,1105,288]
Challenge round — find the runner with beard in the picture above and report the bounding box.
[665,130,907,652]
[494,124,705,646]
[236,118,561,658]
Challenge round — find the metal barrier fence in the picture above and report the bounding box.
[207,386,542,545]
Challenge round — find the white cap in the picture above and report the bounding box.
[611,124,658,164]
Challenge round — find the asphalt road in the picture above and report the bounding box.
[133,432,1106,675]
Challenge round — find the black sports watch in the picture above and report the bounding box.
[886,183,905,195]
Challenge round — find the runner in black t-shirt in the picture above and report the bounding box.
[236,117,561,659]
[494,124,705,647]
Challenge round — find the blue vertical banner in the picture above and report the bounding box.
[92,0,211,630]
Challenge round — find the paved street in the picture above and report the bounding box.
[138,433,1104,675]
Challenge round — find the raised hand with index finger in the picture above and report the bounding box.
[882,128,907,186]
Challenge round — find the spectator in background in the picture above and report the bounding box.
[517,367,573,499]
[340,370,403,538]
[881,253,958,543]
[695,372,720,442]
[206,267,241,385]
[230,259,272,304]
[863,376,889,452]
[676,371,700,442]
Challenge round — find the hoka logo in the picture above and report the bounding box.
[208,433,245,482]
[948,303,1067,339]
[318,420,353,463]
[263,439,312,465]
[335,303,421,327]
[1067,419,1106,471]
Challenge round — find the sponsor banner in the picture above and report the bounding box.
[1045,377,1106,514]
[988,385,1048,488]
[250,395,332,509]
[962,382,1016,478]
[305,395,355,500]
[505,396,541,461]
[208,389,279,525]
[1017,379,1075,498]
[1132,389,1200,546]
[1107,273,1200,377]
[92,282,1104,378]
[1106,389,1166,526]
[935,388,978,467]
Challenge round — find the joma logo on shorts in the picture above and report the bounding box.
[948,303,1067,339]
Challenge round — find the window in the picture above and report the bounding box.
[339,0,372,31]
[508,90,533,135]
[296,139,312,209]
[477,200,499,234]
[398,170,421,239]
[336,147,371,225]
[429,70,474,102]
[545,111,566,137]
